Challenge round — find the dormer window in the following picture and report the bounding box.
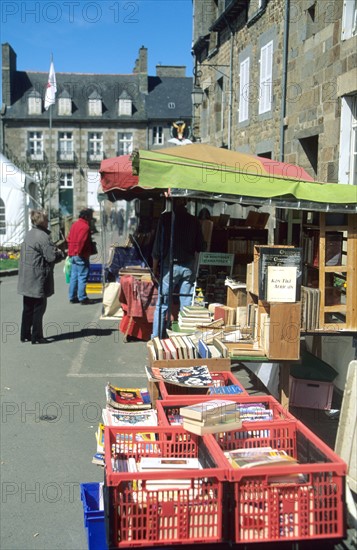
[58,90,72,116]
[88,90,102,116]
[28,90,42,115]
[118,90,132,116]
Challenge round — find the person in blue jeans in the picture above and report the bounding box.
[151,198,204,338]
[67,208,95,304]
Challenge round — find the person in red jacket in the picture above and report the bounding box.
[67,208,95,304]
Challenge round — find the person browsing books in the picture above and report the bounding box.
[67,208,96,305]
[151,198,204,338]
[17,209,64,344]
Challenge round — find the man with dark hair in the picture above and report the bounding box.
[67,208,95,304]
[151,198,204,338]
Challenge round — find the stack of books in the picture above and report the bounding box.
[94,384,156,466]
[180,399,243,435]
[178,306,213,331]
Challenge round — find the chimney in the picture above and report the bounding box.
[156,65,186,78]
[2,43,17,106]
[133,46,148,94]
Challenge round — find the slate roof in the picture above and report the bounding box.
[146,76,193,120]
[3,70,193,123]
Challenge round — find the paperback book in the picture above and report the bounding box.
[179,399,237,421]
[102,406,157,426]
[105,383,151,410]
[224,447,298,469]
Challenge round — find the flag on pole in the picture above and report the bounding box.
[44,59,57,110]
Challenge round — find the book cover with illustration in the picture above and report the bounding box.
[105,383,151,410]
[102,407,157,426]
[145,365,213,387]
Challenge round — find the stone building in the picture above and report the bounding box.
[192,0,356,184]
[1,44,193,216]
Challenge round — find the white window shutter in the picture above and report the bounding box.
[259,40,273,114]
[239,57,250,122]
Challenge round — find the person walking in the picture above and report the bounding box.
[17,209,64,344]
[67,208,96,305]
[151,198,204,338]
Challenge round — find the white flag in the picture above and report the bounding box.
[44,60,57,110]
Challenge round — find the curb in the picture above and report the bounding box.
[0,269,18,277]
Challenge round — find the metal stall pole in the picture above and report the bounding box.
[166,198,175,336]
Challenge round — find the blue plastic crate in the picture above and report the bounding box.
[80,482,108,550]
[88,264,103,283]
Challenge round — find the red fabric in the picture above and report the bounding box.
[67,218,92,258]
[118,275,158,341]
[100,155,138,191]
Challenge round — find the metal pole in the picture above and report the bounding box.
[48,104,52,224]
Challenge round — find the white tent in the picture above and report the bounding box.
[0,153,37,247]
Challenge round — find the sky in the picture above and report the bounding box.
[0,0,194,99]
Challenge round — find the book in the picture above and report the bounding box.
[182,335,197,359]
[105,383,151,410]
[139,457,202,470]
[163,338,178,359]
[145,365,213,387]
[179,399,237,422]
[95,423,105,454]
[152,336,165,359]
[198,338,210,358]
[182,306,211,317]
[183,417,243,435]
[102,407,157,426]
[224,447,298,469]
[92,452,105,466]
[212,337,229,358]
[208,384,245,395]
[207,344,221,358]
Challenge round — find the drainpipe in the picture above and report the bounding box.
[224,15,234,150]
[279,0,290,162]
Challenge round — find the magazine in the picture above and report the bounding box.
[145,365,213,387]
[102,407,157,426]
[105,383,151,410]
[224,447,298,469]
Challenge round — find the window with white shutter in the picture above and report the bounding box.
[259,40,273,114]
[239,57,250,122]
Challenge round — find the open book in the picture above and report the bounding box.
[145,365,213,387]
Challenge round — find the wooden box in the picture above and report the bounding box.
[226,287,247,308]
[259,301,301,361]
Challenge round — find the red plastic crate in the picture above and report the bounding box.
[205,419,346,544]
[156,394,295,427]
[158,370,248,401]
[104,426,228,547]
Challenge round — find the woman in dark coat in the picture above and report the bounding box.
[17,210,63,344]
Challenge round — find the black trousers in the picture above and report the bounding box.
[21,296,47,341]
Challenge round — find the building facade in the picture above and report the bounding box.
[192,0,356,184]
[1,44,193,216]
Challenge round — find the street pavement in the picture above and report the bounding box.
[1,265,149,550]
